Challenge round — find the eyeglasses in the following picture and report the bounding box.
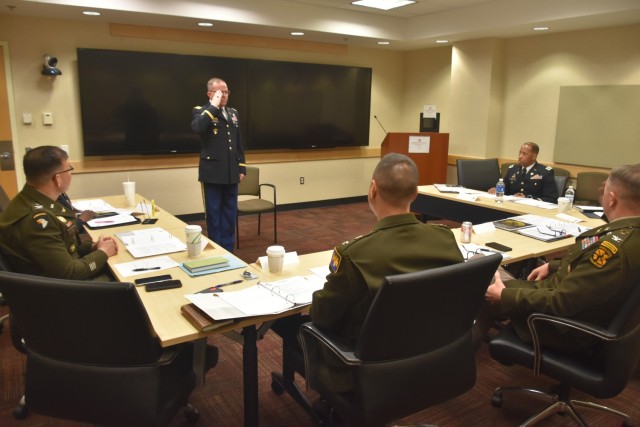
[53,165,74,178]
[537,225,566,237]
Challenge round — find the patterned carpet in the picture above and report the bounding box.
[1,202,639,426]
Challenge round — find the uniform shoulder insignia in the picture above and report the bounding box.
[545,166,552,170]
[590,240,619,269]
[193,106,203,110]
[33,213,49,229]
[508,164,515,169]
[329,248,342,273]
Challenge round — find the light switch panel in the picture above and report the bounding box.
[43,112,54,125]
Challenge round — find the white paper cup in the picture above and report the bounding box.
[185,225,203,257]
[123,181,136,207]
[266,245,285,273]
[557,197,570,213]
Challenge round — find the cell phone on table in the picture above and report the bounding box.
[145,279,182,292]
[485,242,512,252]
[134,274,172,286]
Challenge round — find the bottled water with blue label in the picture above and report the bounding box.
[496,178,505,203]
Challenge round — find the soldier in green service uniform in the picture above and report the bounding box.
[479,163,640,352]
[0,146,118,280]
[272,153,465,394]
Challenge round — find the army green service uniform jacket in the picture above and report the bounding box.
[309,213,464,392]
[503,162,558,203]
[501,216,640,351]
[0,185,107,279]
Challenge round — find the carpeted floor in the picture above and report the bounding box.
[1,202,639,426]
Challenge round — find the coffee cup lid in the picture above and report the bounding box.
[185,224,202,232]
[267,245,285,254]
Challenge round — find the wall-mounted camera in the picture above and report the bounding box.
[42,54,62,76]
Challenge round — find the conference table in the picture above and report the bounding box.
[83,193,332,427]
[413,185,606,264]
[83,189,604,426]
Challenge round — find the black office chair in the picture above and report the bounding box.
[236,166,277,249]
[457,158,501,191]
[553,167,571,196]
[297,254,502,427]
[489,281,640,426]
[0,270,200,426]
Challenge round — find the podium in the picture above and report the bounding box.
[380,132,449,185]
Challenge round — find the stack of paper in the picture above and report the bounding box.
[115,227,187,258]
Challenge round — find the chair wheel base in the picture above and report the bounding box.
[271,375,285,395]
[491,393,503,407]
[185,404,200,423]
[13,404,28,419]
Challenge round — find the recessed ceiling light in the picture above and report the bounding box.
[378,41,390,45]
[533,26,549,31]
[82,11,101,16]
[435,40,449,44]
[291,32,304,36]
[198,22,214,27]
[352,0,415,11]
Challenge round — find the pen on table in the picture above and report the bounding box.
[95,220,114,224]
[132,267,161,272]
[151,199,155,218]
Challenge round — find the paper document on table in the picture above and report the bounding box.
[512,198,557,209]
[458,243,512,260]
[114,256,180,277]
[72,199,116,212]
[258,251,299,270]
[115,227,187,258]
[309,266,330,279]
[513,214,590,241]
[185,275,324,320]
[85,214,139,229]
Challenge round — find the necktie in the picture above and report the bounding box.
[222,107,228,120]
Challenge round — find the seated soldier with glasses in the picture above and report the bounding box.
[0,145,118,280]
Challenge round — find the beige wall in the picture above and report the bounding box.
[1,14,639,213]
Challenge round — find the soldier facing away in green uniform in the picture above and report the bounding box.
[477,163,640,352]
[272,153,465,394]
[0,146,118,279]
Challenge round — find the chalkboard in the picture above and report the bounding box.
[554,85,640,168]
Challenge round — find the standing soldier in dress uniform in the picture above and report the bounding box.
[191,77,246,252]
[489,142,558,203]
[0,146,118,279]
[478,163,640,351]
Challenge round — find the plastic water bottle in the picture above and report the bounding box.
[565,185,575,210]
[495,178,505,203]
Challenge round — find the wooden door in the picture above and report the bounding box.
[0,43,18,198]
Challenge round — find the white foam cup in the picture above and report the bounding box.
[266,245,285,273]
[185,225,203,257]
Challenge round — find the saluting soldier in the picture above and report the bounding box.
[490,142,558,203]
[479,164,640,351]
[191,77,246,252]
[0,146,118,280]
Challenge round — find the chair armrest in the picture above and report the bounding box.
[258,183,276,204]
[527,313,618,375]
[299,322,359,392]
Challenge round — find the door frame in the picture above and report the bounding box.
[0,41,21,197]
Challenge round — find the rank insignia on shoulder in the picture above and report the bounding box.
[329,248,342,273]
[546,166,552,170]
[57,216,67,223]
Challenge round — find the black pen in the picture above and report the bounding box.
[132,267,161,272]
[214,279,243,289]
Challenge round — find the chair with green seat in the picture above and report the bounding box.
[553,167,571,197]
[236,166,277,249]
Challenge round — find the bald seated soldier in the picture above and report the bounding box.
[0,146,118,280]
[477,163,640,351]
[272,153,465,394]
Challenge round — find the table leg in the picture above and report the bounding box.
[243,325,259,427]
